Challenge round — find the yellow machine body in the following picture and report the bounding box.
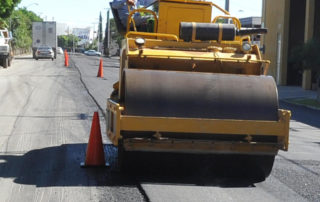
[157,0,212,35]
[107,0,291,176]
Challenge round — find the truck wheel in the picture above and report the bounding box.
[3,58,8,68]
[8,58,11,67]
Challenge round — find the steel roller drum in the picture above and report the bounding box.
[123,69,279,121]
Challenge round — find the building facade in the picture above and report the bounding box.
[72,28,94,47]
[262,0,320,89]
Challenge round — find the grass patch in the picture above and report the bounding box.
[285,98,320,109]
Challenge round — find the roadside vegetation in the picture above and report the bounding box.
[1,1,42,54]
[0,0,21,19]
[285,98,320,110]
[8,8,42,53]
[103,18,123,55]
[290,38,320,78]
[289,38,320,104]
[58,35,80,51]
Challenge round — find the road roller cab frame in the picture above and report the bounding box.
[108,0,291,177]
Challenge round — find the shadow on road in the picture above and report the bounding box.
[280,101,320,129]
[120,151,268,188]
[0,144,135,187]
[0,144,264,188]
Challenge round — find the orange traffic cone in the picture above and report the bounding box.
[97,58,103,78]
[65,51,69,67]
[81,112,108,167]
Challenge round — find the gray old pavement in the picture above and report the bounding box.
[0,54,319,202]
[0,55,144,202]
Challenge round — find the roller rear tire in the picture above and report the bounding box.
[3,58,8,68]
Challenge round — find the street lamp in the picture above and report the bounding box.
[19,3,39,9]
[25,3,39,8]
[92,21,99,52]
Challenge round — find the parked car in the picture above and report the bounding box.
[57,47,63,54]
[35,46,54,60]
[84,50,101,56]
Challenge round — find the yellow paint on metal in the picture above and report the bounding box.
[191,22,196,42]
[218,23,223,43]
[123,139,280,155]
[125,32,178,41]
[212,16,242,29]
[107,99,291,151]
[158,0,212,36]
[119,111,291,138]
[128,48,262,62]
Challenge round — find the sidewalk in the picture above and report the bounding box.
[278,85,317,100]
[278,85,320,110]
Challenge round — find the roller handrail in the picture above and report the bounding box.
[127,8,158,33]
[212,16,242,30]
[240,36,251,43]
[126,31,178,41]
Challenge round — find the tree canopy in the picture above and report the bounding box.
[98,12,103,41]
[0,0,21,19]
[58,35,80,49]
[7,8,42,50]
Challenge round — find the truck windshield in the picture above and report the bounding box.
[0,32,4,38]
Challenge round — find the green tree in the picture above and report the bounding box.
[88,38,98,50]
[290,39,320,74]
[98,12,103,41]
[110,18,123,49]
[0,0,21,19]
[58,34,80,49]
[6,8,42,50]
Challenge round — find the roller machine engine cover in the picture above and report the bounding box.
[106,0,291,179]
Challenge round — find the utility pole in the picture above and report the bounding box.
[106,9,111,57]
[98,32,100,52]
[225,0,230,12]
[73,35,75,53]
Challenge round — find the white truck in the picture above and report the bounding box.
[32,21,57,59]
[0,28,13,68]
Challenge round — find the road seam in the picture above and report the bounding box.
[70,56,150,202]
[69,57,106,118]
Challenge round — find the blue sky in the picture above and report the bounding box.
[18,0,262,28]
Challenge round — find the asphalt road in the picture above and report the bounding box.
[0,54,319,202]
[0,55,144,202]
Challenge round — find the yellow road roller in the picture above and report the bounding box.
[107,0,291,178]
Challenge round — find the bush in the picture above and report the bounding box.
[289,38,320,77]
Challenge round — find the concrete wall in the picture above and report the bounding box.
[262,0,290,85]
[263,0,318,88]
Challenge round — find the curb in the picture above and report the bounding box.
[281,98,320,111]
